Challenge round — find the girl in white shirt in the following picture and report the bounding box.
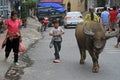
[49,21,64,63]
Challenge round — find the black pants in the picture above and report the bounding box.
[5,37,20,63]
[53,41,61,59]
[117,35,120,43]
[117,20,120,42]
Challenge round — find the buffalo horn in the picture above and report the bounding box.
[83,23,94,36]
[105,27,119,38]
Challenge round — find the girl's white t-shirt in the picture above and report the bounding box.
[50,27,64,41]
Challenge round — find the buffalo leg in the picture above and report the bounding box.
[76,40,86,64]
[80,48,86,64]
[89,51,99,73]
[96,54,100,68]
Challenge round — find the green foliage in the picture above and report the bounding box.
[97,0,106,7]
[26,0,37,8]
[20,0,37,18]
[20,3,29,18]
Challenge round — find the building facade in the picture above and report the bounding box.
[63,0,84,12]
[0,0,11,18]
[110,0,120,7]
[39,0,95,12]
[63,0,95,12]
[0,0,21,19]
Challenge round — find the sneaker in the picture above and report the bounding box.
[53,59,60,63]
[15,62,19,66]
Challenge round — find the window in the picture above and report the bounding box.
[0,0,9,18]
[0,0,2,6]
[5,0,8,5]
[0,0,8,6]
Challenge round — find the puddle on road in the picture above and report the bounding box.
[4,52,34,80]
[21,53,34,67]
[21,39,39,67]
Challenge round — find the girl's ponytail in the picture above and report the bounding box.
[91,12,94,21]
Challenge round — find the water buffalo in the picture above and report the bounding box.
[75,21,119,73]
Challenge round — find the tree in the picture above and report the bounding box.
[97,0,106,7]
[20,0,37,18]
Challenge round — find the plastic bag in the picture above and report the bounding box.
[19,42,26,52]
[49,37,54,48]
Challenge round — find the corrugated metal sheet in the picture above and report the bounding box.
[40,0,62,3]
[9,0,20,2]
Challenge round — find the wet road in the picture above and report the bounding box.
[21,27,120,80]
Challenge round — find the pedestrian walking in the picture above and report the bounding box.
[41,17,49,31]
[49,20,64,63]
[2,11,22,65]
[109,6,118,31]
[0,15,5,33]
[96,9,102,18]
[114,9,120,48]
[101,7,110,31]
[84,8,99,22]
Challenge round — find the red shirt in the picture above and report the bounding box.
[109,10,118,23]
[42,20,48,26]
[6,19,21,34]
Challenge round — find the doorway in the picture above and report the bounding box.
[67,2,71,12]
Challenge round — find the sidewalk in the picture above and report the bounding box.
[0,32,10,80]
[0,17,42,80]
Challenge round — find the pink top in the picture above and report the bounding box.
[6,19,21,34]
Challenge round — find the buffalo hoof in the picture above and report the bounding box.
[92,66,99,73]
[80,60,85,64]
